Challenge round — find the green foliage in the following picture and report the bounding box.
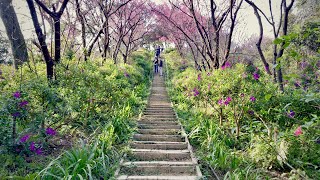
[165,50,320,179]
[0,50,152,178]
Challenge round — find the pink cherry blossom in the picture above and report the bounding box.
[294,126,303,136]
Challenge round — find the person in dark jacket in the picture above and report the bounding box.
[155,45,161,58]
[153,56,159,74]
[159,58,163,76]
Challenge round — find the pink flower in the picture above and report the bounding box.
[294,126,303,136]
[218,99,223,106]
[224,96,232,105]
[221,62,231,70]
[197,74,201,81]
[250,96,256,102]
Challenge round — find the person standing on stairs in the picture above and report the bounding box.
[155,45,161,59]
[153,56,159,74]
[159,58,163,76]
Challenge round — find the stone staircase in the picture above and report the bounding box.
[116,75,202,180]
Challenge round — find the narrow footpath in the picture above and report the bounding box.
[116,74,202,180]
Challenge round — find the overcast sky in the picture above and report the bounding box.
[0,0,281,42]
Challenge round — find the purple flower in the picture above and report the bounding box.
[253,73,260,80]
[46,127,56,136]
[240,93,245,97]
[13,91,21,98]
[35,148,43,155]
[197,74,201,81]
[250,96,256,102]
[264,64,270,72]
[29,142,36,151]
[247,110,254,116]
[12,112,21,118]
[193,88,199,97]
[124,72,130,78]
[207,72,211,76]
[287,110,295,118]
[221,62,231,70]
[19,101,29,108]
[20,134,31,143]
[294,81,301,88]
[224,96,232,105]
[218,99,223,106]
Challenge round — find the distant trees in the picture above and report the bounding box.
[152,0,244,70]
[111,0,151,63]
[0,0,28,69]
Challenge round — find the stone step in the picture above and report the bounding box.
[144,109,174,111]
[128,149,191,161]
[144,112,175,115]
[138,120,179,125]
[117,175,199,180]
[138,124,181,129]
[133,134,185,142]
[116,76,202,180]
[122,161,195,166]
[131,141,188,150]
[143,114,176,118]
[147,105,173,108]
[140,117,177,121]
[119,165,197,176]
[138,129,180,135]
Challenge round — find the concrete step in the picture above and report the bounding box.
[128,149,191,161]
[131,141,188,150]
[144,109,174,112]
[116,76,202,180]
[122,161,195,166]
[120,165,197,176]
[141,117,176,121]
[138,124,181,129]
[133,134,185,142]
[117,175,199,180]
[138,129,180,135]
[144,112,175,116]
[147,105,173,108]
[137,120,179,125]
[143,114,176,118]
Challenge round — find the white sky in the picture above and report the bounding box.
[0,0,281,42]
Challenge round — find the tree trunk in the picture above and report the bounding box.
[276,0,295,92]
[273,45,277,82]
[214,31,220,68]
[75,0,86,61]
[0,0,28,69]
[26,0,54,80]
[54,16,61,63]
[251,5,272,75]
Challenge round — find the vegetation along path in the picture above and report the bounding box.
[116,74,202,180]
